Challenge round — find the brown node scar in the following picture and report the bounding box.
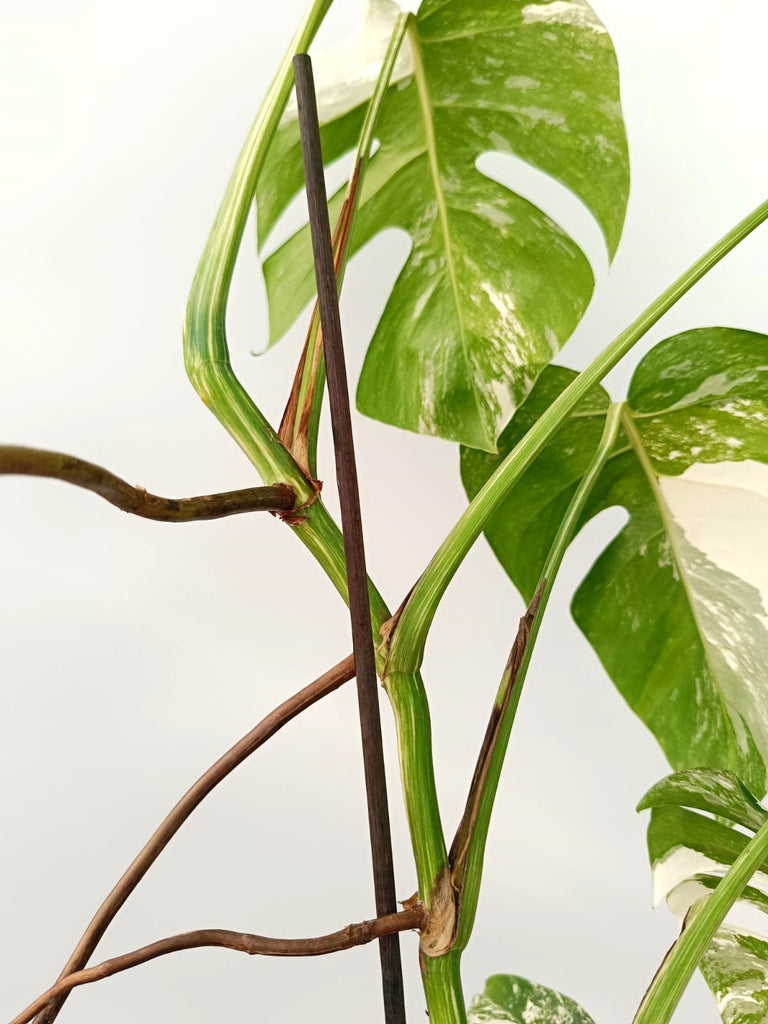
[275,478,323,525]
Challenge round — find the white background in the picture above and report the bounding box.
[1,1,767,1021]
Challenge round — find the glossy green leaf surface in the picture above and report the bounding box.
[648,805,756,892]
[641,772,768,910]
[639,769,768,1024]
[257,0,629,450]
[638,769,768,833]
[468,974,595,1023]
[461,328,768,792]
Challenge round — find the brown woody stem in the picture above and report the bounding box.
[0,446,296,521]
[11,905,426,1024]
[30,654,355,1024]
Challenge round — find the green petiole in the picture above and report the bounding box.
[184,0,333,497]
[387,199,768,678]
[450,402,624,952]
[181,0,447,924]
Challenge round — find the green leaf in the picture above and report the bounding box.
[638,770,768,1024]
[699,927,768,1024]
[461,328,768,792]
[638,769,768,833]
[257,0,629,450]
[647,805,756,900]
[640,772,768,912]
[468,975,596,1023]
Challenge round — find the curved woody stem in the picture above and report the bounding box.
[11,906,426,1024]
[28,655,355,1024]
[0,446,296,521]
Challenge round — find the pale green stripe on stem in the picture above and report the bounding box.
[422,950,467,1024]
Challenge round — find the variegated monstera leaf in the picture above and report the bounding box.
[462,328,768,793]
[257,0,629,450]
[639,769,768,1024]
[469,974,596,1023]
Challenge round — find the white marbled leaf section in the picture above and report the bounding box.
[653,846,727,908]
[700,927,768,1024]
[521,0,607,33]
[471,975,597,1024]
[259,0,629,449]
[282,0,413,126]
[660,462,768,773]
[468,996,518,1022]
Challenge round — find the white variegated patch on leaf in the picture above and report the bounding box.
[638,769,768,1024]
[667,875,768,923]
[281,0,414,127]
[699,928,768,1024]
[647,805,767,909]
[468,974,596,1024]
[468,996,518,1023]
[257,0,629,450]
[461,329,768,792]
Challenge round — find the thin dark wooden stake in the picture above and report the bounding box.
[293,53,407,1024]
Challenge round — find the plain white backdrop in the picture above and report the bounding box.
[1,1,767,1021]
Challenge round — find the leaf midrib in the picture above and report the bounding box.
[407,17,483,426]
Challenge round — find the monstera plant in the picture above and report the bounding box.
[3,1,768,1023]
